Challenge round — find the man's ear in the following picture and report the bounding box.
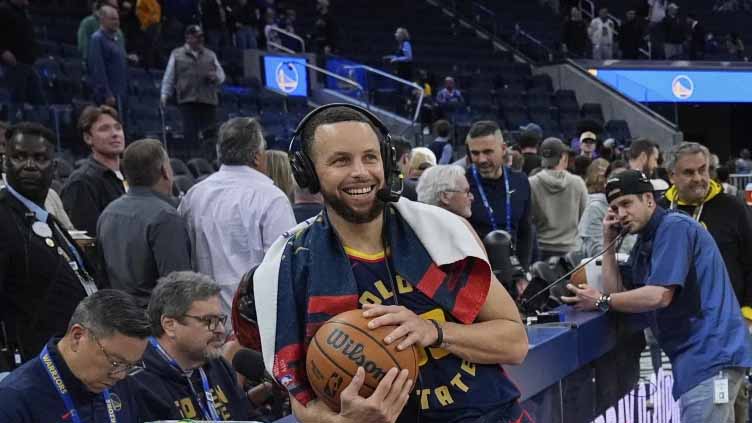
[439,191,451,206]
[161,316,179,338]
[83,132,93,147]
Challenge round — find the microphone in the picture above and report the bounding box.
[483,230,515,287]
[232,348,267,383]
[520,226,629,313]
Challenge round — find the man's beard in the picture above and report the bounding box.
[321,187,385,224]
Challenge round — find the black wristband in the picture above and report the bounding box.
[428,319,443,348]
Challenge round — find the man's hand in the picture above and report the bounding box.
[362,304,437,351]
[127,54,139,64]
[561,284,602,311]
[105,96,117,107]
[208,73,219,83]
[1,51,17,66]
[339,367,412,423]
[160,96,167,108]
[603,207,622,244]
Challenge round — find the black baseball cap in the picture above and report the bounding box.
[605,170,655,203]
[185,25,204,36]
[540,137,570,159]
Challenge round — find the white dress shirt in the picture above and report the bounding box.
[178,165,296,316]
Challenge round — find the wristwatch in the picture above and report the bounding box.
[595,294,612,312]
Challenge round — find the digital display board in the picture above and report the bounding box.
[263,55,308,97]
[591,68,752,103]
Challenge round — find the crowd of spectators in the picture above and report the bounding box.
[561,3,747,61]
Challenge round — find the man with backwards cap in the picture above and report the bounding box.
[562,170,752,423]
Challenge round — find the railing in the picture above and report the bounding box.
[471,1,497,38]
[342,64,425,125]
[730,173,752,202]
[288,60,366,102]
[514,24,556,62]
[266,27,306,54]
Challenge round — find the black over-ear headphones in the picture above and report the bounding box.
[288,103,402,202]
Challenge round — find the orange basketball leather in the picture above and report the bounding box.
[305,309,418,412]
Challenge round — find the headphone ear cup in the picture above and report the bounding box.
[290,151,320,194]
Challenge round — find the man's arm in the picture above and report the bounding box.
[515,184,533,270]
[212,53,226,85]
[365,219,528,365]
[737,202,752,310]
[149,211,193,276]
[61,180,101,237]
[599,206,624,294]
[87,35,112,100]
[439,143,452,165]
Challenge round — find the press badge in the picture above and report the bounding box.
[714,372,730,404]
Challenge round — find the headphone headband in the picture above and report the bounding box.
[288,103,401,202]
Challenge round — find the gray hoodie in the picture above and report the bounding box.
[529,169,588,252]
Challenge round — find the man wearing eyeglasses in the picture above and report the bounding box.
[130,271,252,421]
[0,289,151,422]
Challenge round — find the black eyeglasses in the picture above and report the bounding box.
[182,314,228,332]
[88,329,145,376]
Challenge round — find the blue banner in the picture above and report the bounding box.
[592,68,752,103]
[263,56,308,97]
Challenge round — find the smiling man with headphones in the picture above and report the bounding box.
[249,104,530,423]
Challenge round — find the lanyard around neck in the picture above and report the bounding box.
[469,165,512,233]
[40,346,117,423]
[148,337,220,421]
[670,200,705,222]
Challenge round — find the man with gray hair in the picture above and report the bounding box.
[97,138,192,307]
[179,117,296,317]
[416,164,474,218]
[0,290,151,422]
[130,271,253,420]
[529,137,588,260]
[658,142,752,331]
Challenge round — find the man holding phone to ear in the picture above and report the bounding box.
[562,170,752,423]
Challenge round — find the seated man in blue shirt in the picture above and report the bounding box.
[563,170,752,423]
[436,76,465,106]
[0,290,151,422]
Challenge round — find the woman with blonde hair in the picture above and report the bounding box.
[265,150,295,201]
[578,158,612,257]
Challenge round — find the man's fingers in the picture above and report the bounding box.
[367,313,404,329]
[397,332,421,351]
[560,295,578,303]
[369,367,399,403]
[362,304,402,317]
[340,366,365,400]
[383,325,410,345]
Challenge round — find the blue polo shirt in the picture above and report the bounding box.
[627,207,752,399]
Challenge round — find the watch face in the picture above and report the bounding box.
[597,301,609,312]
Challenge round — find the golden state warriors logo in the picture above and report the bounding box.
[275,63,300,94]
[672,75,694,100]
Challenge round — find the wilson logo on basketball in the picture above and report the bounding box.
[326,328,387,380]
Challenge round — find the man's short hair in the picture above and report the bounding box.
[416,165,466,206]
[433,120,451,138]
[68,290,151,339]
[627,138,657,161]
[147,271,222,337]
[664,141,710,173]
[517,131,540,150]
[5,122,57,148]
[217,117,266,166]
[466,120,503,143]
[300,106,381,158]
[122,139,167,187]
[78,105,120,136]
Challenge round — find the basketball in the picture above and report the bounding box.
[305,309,419,411]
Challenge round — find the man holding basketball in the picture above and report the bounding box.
[247,105,530,423]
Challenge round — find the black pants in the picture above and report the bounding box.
[4,63,46,121]
[179,102,217,149]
